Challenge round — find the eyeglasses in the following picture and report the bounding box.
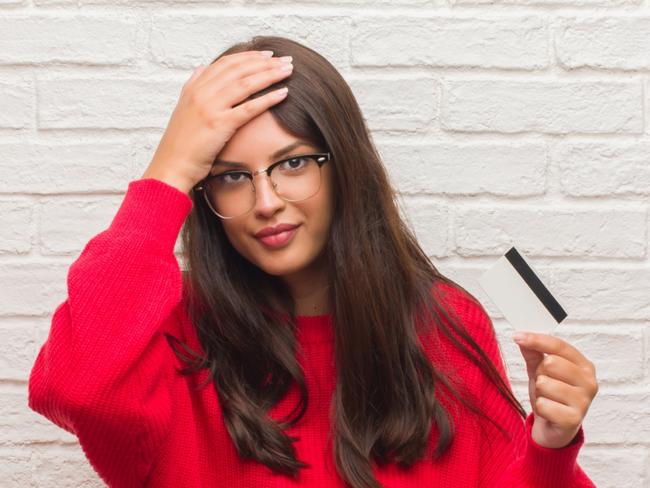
[193,152,331,219]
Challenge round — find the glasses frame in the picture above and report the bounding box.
[193,151,332,219]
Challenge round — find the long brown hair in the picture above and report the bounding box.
[167,35,526,488]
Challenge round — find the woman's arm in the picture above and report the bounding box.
[461,298,597,487]
[27,178,194,487]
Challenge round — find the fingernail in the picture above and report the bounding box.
[259,50,274,57]
[274,87,289,97]
[512,333,526,343]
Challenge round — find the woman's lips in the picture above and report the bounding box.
[256,225,300,248]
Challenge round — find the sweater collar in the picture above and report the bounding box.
[294,313,334,345]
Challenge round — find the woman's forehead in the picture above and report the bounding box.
[213,140,316,168]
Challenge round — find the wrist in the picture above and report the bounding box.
[531,416,582,449]
[141,165,194,195]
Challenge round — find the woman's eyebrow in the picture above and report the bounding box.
[213,140,313,167]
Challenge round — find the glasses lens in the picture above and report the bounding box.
[272,155,322,201]
[205,172,255,219]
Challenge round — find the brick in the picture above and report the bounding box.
[0,15,136,64]
[455,206,646,258]
[397,197,451,257]
[550,267,650,321]
[646,79,650,138]
[38,194,186,255]
[0,319,47,381]
[1,386,78,444]
[0,199,33,254]
[441,79,643,134]
[38,78,179,129]
[0,142,134,194]
[0,78,34,129]
[553,141,650,196]
[556,16,650,71]
[352,16,547,70]
[254,0,435,5]
[578,446,648,488]
[0,262,68,316]
[0,444,101,487]
[132,135,167,181]
[582,390,650,444]
[347,77,437,132]
[379,142,546,196]
[454,0,640,5]
[38,195,123,255]
[644,327,650,378]
[35,0,224,4]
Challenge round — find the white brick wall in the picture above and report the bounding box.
[2,1,648,486]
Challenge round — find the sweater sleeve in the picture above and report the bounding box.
[27,178,194,488]
[456,296,597,488]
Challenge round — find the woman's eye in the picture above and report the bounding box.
[280,157,308,171]
[217,172,248,184]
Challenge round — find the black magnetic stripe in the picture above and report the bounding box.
[504,247,567,324]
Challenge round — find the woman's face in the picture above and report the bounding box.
[213,111,334,283]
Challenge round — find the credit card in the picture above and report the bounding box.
[477,246,568,334]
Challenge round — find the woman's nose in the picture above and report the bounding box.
[252,172,285,216]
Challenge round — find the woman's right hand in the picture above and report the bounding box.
[142,50,294,194]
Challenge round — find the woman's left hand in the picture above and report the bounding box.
[513,331,599,449]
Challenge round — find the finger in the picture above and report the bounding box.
[514,332,592,370]
[536,353,590,389]
[229,86,289,126]
[198,56,290,96]
[535,374,585,408]
[517,343,545,380]
[534,396,583,430]
[199,50,275,86]
[226,65,293,109]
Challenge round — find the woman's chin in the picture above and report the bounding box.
[253,259,305,278]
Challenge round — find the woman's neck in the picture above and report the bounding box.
[293,283,331,316]
[281,256,331,317]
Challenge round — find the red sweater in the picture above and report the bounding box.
[28,178,596,488]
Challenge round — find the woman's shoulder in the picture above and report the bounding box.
[425,279,498,363]
[431,279,490,328]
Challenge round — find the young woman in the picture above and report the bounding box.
[28,36,598,488]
